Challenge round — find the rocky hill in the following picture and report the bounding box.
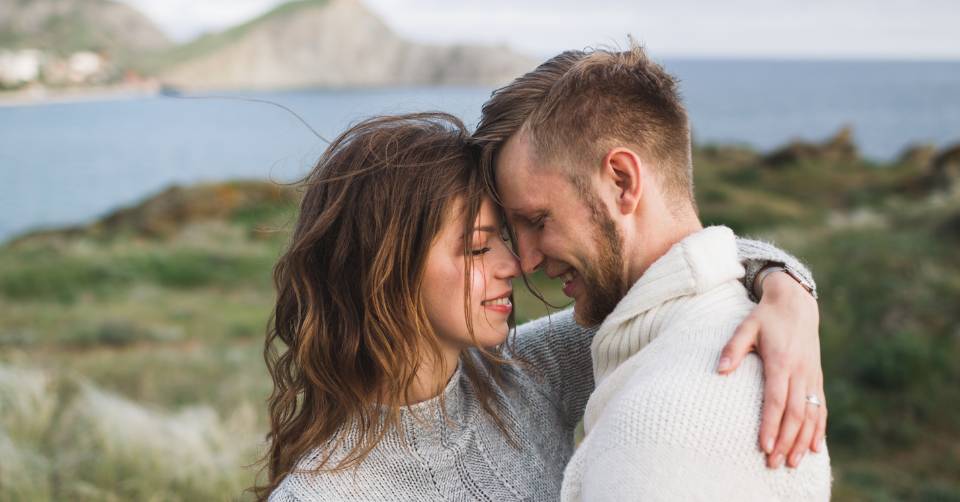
[0,0,172,61]
[158,0,538,90]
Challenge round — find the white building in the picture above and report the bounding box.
[0,49,42,86]
[68,51,104,83]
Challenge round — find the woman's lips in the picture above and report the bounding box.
[484,303,513,314]
[482,295,512,314]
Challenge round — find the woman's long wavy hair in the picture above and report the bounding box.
[252,112,515,500]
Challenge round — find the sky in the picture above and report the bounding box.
[120,0,960,60]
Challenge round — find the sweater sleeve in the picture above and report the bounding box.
[736,237,818,302]
[509,308,597,429]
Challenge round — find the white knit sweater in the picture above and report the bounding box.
[560,226,832,501]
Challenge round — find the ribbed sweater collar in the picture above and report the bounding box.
[590,225,744,387]
[308,359,476,466]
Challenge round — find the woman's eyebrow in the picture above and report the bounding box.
[472,226,498,233]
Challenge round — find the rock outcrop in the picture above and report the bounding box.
[896,143,938,171]
[894,142,960,194]
[159,0,536,90]
[931,143,960,181]
[10,180,299,245]
[94,180,298,238]
[761,126,860,167]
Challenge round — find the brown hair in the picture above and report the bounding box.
[473,43,694,207]
[253,112,513,499]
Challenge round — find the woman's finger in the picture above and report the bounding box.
[759,366,789,456]
[811,395,828,453]
[718,317,759,374]
[787,388,819,467]
[769,376,805,468]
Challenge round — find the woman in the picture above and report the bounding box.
[256,112,819,501]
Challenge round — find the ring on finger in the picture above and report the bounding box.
[805,394,822,407]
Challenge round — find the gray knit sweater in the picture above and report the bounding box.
[268,238,816,502]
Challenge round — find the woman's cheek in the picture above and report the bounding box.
[470,263,488,304]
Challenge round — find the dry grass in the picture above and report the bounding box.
[0,363,266,501]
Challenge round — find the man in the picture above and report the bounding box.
[473,45,831,500]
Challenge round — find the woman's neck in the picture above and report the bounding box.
[404,343,462,404]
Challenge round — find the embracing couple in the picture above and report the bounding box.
[259,45,832,501]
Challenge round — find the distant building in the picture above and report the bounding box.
[0,48,115,89]
[68,51,105,83]
[0,49,43,86]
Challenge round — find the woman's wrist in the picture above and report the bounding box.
[753,264,814,300]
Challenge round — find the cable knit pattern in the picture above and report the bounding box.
[561,226,832,502]
[268,237,817,501]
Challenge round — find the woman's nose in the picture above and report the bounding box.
[494,248,521,280]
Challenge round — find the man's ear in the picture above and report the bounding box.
[602,147,643,215]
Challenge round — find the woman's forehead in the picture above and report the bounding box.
[443,195,498,226]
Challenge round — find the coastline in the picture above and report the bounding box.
[0,81,165,108]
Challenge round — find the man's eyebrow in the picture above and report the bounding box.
[502,203,531,213]
[502,205,531,218]
[508,209,542,222]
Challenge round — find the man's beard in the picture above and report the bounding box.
[573,195,626,327]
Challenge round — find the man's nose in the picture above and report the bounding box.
[516,233,544,275]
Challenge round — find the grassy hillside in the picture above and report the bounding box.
[138,0,329,74]
[0,181,294,500]
[0,0,171,64]
[1,135,959,500]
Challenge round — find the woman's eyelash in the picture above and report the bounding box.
[470,247,492,256]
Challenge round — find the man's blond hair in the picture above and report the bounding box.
[474,43,694,207]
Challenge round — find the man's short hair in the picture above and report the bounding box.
[474,43,695,207]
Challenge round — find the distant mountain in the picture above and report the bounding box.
[0,0,172,62]
[158,0,538,90]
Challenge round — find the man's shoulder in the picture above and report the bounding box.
[589,321,766,435]
[659,281,756,345]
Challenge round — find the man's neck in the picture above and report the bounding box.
[624,211,703,288]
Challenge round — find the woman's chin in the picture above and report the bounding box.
[473,326,510,349]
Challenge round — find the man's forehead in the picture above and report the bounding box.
[501,191,542,215]
[496,172,545,214]
[495,132,552,211]
[495,131,534,176]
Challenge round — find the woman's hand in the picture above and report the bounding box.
[717,271,826,469]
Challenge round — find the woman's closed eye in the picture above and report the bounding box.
[470,247,492,256]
